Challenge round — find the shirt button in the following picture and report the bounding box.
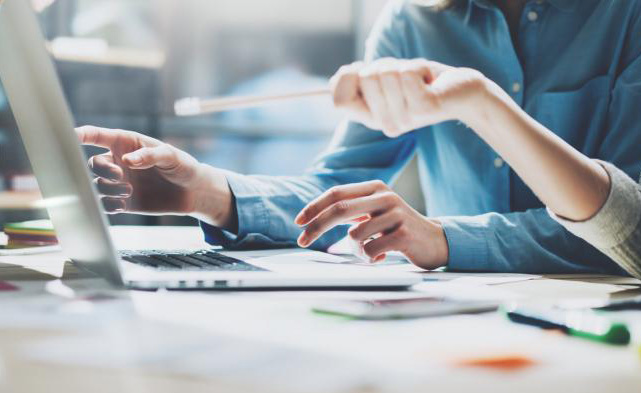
[527,11,539,22]
[512,82,522,93]
[494,157,505,168]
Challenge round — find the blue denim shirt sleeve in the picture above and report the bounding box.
[202,124,417,250]
[441,210,629,275]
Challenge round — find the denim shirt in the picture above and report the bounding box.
[202,0,641,275]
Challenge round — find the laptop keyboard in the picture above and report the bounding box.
[119,250,267,272]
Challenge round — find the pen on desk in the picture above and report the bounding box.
[175,87,332,116]
[502,304,631,346]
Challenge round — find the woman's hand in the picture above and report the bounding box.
[295,180,449,270]
[76,126,236,229]
[330,58,489,137]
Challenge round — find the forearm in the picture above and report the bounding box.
[462,79,611,222]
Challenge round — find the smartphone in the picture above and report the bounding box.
[312,296,499,320]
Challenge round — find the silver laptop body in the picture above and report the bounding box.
[0,0,420,290]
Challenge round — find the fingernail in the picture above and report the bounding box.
[297,233,308,247]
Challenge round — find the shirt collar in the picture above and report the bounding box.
[545,0,580,12]
[463,0,579,24]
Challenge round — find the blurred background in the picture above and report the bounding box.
[0,0,422,227]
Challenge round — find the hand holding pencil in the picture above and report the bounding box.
[174,58,462,139]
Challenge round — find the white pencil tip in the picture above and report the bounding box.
[174,97,202,116]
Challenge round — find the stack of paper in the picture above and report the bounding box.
[3,220,58,248]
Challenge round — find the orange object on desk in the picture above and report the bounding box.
[452,354,537,371]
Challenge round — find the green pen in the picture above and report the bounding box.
[502,304,631,346]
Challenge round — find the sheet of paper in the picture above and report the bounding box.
[278,251,352,264]
[378,271,542,285]
[426,272,541,285]
[544,274,641,287]
[497,278,635,301]
[0,245,61,256]
[280,251,408,267]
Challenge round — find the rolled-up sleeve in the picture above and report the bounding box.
[549,161,641,278]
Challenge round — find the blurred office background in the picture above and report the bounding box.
[0,0,423,227]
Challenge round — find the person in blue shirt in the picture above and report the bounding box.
[79,0,641,275]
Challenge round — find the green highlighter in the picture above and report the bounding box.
[502,304,631,346]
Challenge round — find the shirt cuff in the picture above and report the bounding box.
[439,216,490,272]
[199,170,271,248]
[199,221,238,248]
[548,160,641,250]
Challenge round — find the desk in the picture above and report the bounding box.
[0,226,640,393]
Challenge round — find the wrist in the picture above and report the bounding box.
[412,217,449,270]
[430,218,450,268]
[457,76,510,138]
[190,164,237,230]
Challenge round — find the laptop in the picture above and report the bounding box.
[0,0,421,290]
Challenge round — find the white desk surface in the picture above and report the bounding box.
[0,225,640,393]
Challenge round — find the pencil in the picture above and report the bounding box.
[174,87,332,116]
